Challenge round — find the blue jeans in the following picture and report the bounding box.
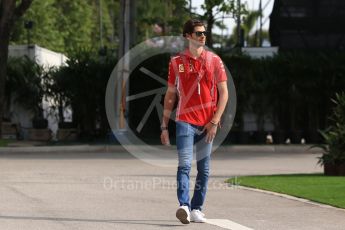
[176,121,212,211]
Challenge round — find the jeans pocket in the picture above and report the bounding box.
[176,121,190,137]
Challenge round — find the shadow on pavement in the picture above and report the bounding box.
[0,215,183,227]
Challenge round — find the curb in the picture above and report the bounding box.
[0,144,322,154]
[218,145,321,153]
[237,186,345,212]
[0,145,125,153]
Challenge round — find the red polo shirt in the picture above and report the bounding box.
[168,49,227,126]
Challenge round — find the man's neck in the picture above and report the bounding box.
[189,46,204,58]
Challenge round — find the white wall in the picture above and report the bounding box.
[241,47,279,58]
[9,44,68,68]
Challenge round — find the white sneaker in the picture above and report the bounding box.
[176,206,190,224]
[190,209,206,223]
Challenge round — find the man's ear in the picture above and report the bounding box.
[185,33,192,39]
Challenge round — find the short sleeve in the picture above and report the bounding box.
[167,59,176,87]
[214,56,227,83]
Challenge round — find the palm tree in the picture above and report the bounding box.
[200,0,247,48]
[229,10,269,47]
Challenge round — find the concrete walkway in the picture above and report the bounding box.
[0,145,344,230]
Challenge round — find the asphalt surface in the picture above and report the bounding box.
[0,145,344,230]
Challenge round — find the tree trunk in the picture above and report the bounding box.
[0,0,15,137]
[0,0,33,137]
[0,39,9,137]
[206,13,214,48]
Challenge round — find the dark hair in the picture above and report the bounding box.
[182,19,205,37]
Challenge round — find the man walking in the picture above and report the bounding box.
[160,19,229,224]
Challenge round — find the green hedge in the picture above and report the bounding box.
[222,52,345,143]
[6,56,45,117]
[127,52,345,144]
[47,51,117,140]
[8,51,344,143]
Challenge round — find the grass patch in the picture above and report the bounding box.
[227,174,345,209]
[0,139,9,147]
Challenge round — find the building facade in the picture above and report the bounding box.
[269,0,345,51]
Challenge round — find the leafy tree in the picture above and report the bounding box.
[10,0,64,51]
[136,0,190,41]
[0,0,33,136]
[228,10,269,47]
[10,0,119,55]
[9,0,194,54]
[200,0,247,48]
[89,0,119,51]
[54,0,94,54]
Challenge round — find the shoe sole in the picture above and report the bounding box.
[191,219,206,223]
[176,208,190,224]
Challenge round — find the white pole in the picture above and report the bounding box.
[259,0,263,46]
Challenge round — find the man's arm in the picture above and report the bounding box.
[204,81,228,143]
[160,86,177,145]
[212,81,228,124]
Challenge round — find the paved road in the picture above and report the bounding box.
[0,145,344,230]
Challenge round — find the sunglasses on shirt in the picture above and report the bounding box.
[193,31,208,37]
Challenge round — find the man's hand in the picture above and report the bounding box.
[203,122,217,143]
[160,130,171,146]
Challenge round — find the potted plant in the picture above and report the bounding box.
[315,92,345,176]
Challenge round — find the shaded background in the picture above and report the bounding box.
[1,0,345,145]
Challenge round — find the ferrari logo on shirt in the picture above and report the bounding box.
[178,64,184,72]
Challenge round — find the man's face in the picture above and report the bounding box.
[187,26,206,46]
